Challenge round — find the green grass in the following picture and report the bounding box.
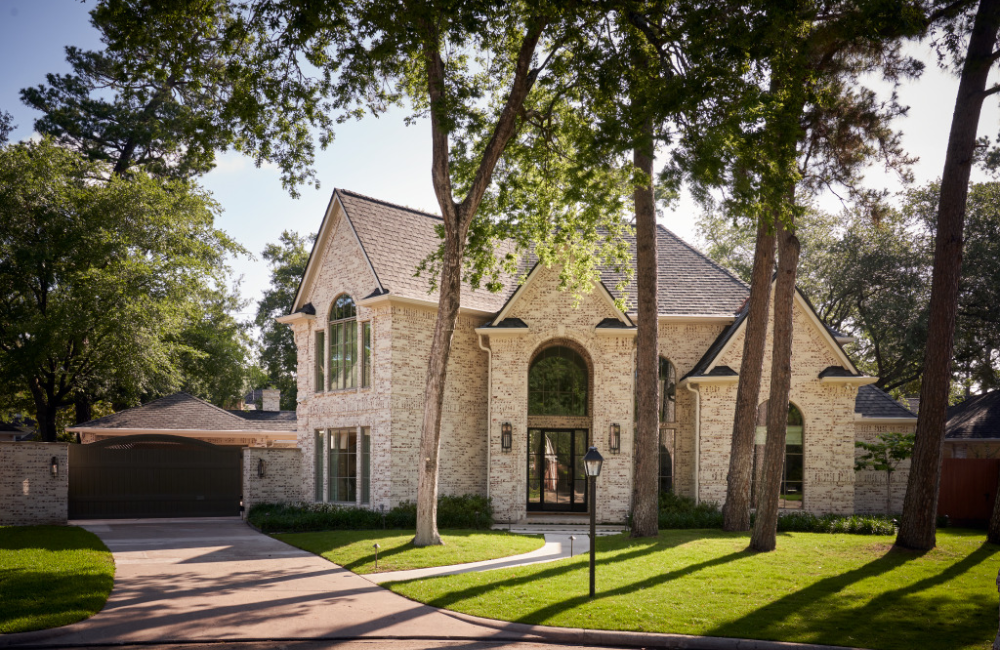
[275,529,544,574]
[386,528,1000,650]
[0,526,115,634]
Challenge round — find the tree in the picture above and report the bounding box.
[855,431,916,515]
[175,282,256,408]
[0,138,241,441]
[255,231,313,411]
[20,4,241,179]
[0,111,12,146]
[728,0,924,549]
[898,0,1000,551]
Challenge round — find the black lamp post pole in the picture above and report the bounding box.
[589,474,596,597]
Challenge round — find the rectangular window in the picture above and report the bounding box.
[361,322,372,388]
[314,430,324,501]
[360,427,371,504]
[314,331,325,393]
[329,321,357,390]
[328,428,357,502]
[659,428,675,494]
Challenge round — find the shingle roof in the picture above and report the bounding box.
[855,385,917,419]
[946,391,1000,440]
[334,189,749,316]
[69,392,297,433]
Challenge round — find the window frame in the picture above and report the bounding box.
[752,401,805,510]
[327,294,358,391]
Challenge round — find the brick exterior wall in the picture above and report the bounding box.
[243,447,303,515]
[853,421,917,514]
[0,442,68,525]
[707,295,860,514]
[289,214,896,523]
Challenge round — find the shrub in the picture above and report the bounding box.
[652,491,895,535]
[248,494,494,533]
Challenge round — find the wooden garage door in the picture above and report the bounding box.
[69,435,242,519]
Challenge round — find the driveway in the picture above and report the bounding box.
[2,518,551,647]
[0,518,844,650]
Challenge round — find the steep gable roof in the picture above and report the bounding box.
[946,391,1000,440]
[682,284,862,381]
[294,189,752,317]
[68,392,297,433]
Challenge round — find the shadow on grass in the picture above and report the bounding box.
[0,526,109,553]
[279,529,528,573]
[709,541,1000,650]
[394,529,729,611]
[0,568,115,634]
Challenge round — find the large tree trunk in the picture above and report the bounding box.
[411,16,546,547]
[749,215,800,552]
[74,395,93,425]
[29,378,59,443]
[414,234,465,547]
[632,119,660,538]
[896,0,1000,552]
[722,216,776,532]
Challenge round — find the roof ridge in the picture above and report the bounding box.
[336,188,443,222]
[76,391,247,428]
[655,223,750,289]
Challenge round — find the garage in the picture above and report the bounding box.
[68,434,242,519]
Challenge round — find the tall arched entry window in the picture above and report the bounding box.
[527,345,589,512]
[752,401,804,510]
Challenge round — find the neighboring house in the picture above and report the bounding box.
[944,390,1000,459]
[66,391,298,448]
[0,417,34,442]
[277,188,915,523]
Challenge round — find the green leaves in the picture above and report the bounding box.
[855,431,916,473]
[0,138,244,437]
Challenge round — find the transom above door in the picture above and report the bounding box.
[527,428,588,512]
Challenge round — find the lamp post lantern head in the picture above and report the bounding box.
[583,446,604,478]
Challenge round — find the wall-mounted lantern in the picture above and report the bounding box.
[50,456,59,477]
[609,423,621,454]
[501,422,513,453]
[257,458,267,478]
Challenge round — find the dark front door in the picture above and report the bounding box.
[527,428,588,512]
[69,434,242,519]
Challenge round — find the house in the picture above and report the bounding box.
[66,391,298,448]
[943,390,1000,459]
[277,188,916,523]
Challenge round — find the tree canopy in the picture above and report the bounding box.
[0,138,243,440]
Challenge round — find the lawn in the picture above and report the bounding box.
[275,529,544,574]
[0,526,115,634]
[386,528,1000,650]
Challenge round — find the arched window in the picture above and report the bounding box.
[328,295,357,390]
[752,401,804,509]
[528,345,588,416]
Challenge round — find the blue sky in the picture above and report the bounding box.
[2,0,998,317]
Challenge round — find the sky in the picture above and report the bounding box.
[2,0,999,318]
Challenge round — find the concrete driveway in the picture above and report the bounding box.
[2,518,552,647]
[0,518,840,650]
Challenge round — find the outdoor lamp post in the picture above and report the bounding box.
[582,446,604,598]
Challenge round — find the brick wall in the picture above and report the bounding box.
[708,294,859,514]
[853,421,916,514]
[0,442,68,525]
[242,447,303,515]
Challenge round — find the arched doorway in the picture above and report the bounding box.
[526,344,589,512]
[752,401,805,509]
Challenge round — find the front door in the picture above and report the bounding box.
[527,428,588,512]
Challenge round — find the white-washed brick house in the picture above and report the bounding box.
[278,189,916,523]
